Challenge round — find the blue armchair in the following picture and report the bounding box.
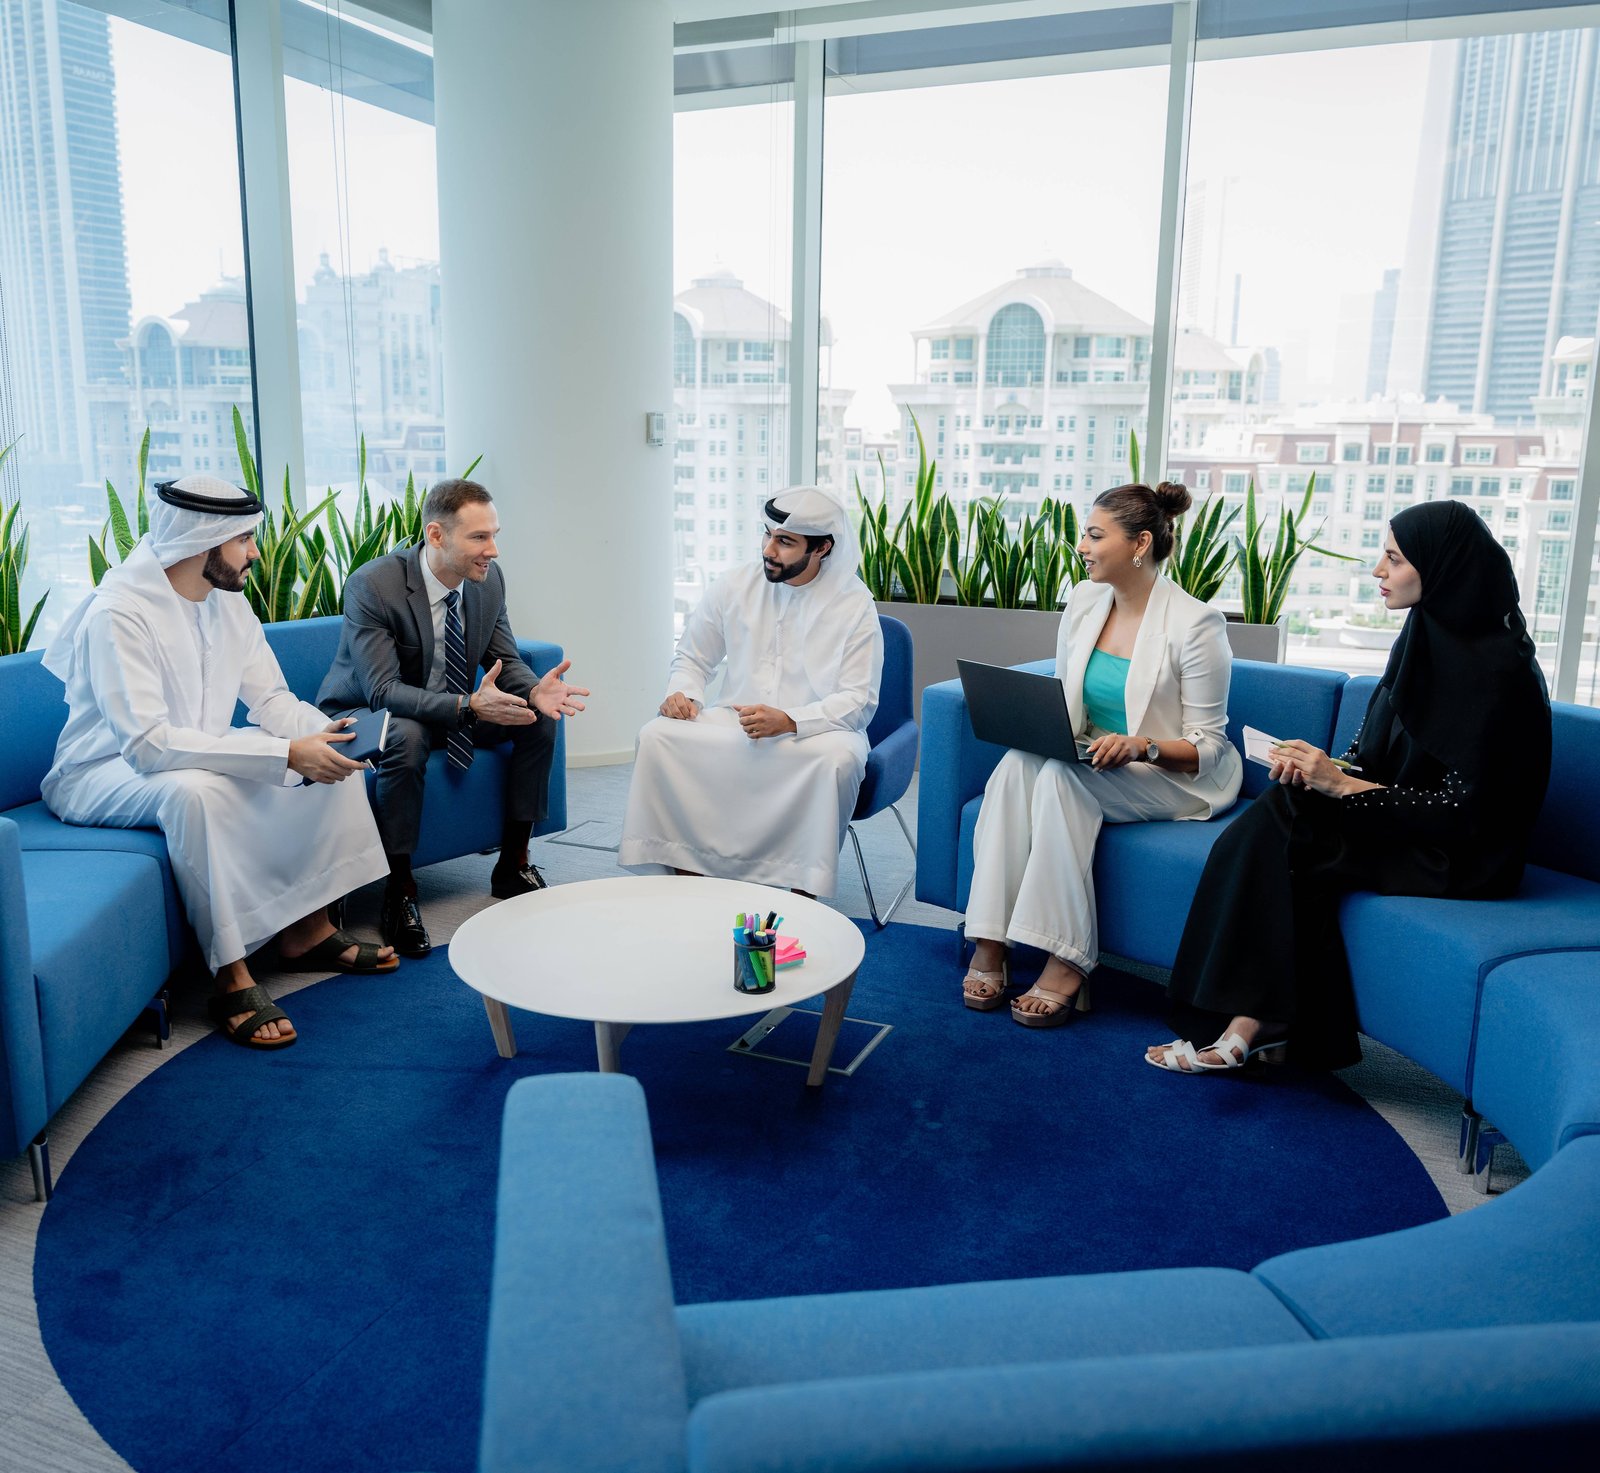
[844,615,918,927]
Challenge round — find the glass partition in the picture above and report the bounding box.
[283,4,443,505]
[0,0,251,644]
[672,97,794,633]
[1170,24,1600,693]
[819,61,1168,538]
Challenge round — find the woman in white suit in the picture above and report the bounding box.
[962,481,1243,1026]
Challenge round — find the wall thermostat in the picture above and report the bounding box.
[645,411,666,447]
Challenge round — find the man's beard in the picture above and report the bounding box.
[203,546,251,592]
[762,552,811,583]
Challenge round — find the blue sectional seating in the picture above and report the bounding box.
[478,1070,1600,1471]
[0,615,567,1190]
[916,657,1600,1126]
[479,707,1600,1470]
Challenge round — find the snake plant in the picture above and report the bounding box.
[1234,473,1355,625]
[0,440,49,655]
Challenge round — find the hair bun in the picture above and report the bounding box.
[1153,480,1192,519]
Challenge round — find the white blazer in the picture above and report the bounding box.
[1056,574,1243,819]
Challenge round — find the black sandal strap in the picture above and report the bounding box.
[344,941,391,970]
[209,985,274,1023]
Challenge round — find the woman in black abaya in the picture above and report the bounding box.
[1146,499,1552,1074]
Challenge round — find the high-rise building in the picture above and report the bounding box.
[1366,268,1401,400]
[670,267,852,609]
[887,259,1261,521]
[1423,29,1600,421]
[299,249,446,491]
[0,0,130,492]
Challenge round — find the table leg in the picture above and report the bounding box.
[483,997,517,1059]
[595,1021,634,1073]
[806,970,859,1088]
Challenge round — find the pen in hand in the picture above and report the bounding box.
[1272,740,1362,775]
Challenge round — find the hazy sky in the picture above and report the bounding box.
[112,20,439,321]
[676,40,1439,433]
[115,15,1435,442]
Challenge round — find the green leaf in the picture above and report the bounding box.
[106,482,134,558]
[232,406,260,500]
[88,536,111,587]
[136,428,151,535]
[461,454,483,480]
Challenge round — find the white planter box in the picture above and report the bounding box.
[1224,613,1288,664]
[875,599,1062,728]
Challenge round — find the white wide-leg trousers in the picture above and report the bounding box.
[965,749,1207,972]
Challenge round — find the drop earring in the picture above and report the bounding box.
[1134,555,1143,568]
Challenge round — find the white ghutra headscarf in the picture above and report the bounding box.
[43,475,264,684]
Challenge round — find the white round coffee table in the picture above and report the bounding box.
[447,875,867,1087]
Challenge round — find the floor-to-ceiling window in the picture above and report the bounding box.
[1171,22,1600,696]
[820,53,1169,548]
[672,46,794,633]
[0,0,250,644]
[283,1,443,506]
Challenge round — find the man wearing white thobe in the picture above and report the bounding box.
[620,485,883,896]
[42,476,392,1049]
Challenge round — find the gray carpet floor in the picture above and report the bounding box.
[0,764,1528,1472]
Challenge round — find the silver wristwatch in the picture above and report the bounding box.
[1143,738,1160,763]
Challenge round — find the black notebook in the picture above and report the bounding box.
[340,708,391,766]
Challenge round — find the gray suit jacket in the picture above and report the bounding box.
[316,546,538,727]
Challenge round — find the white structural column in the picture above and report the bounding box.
[230,0,305,500]
[1143,0,1196,485]
[434,0,674,765]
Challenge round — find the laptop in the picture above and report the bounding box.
[956,660,1091,764]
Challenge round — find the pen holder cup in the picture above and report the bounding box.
[733,938,777,994]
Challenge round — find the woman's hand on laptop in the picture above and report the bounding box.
[1084,733,1145,770]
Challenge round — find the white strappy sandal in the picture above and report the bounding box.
[1192,1031,1289,1070]
[1144,1038,1203,1072]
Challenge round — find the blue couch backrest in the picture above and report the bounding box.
[1227,660,1347,800]
[0,622,343,815]
[0,651,67,812]
[1533,703,1600,883]
[263,616,343,704]
[1334,675,1600,884]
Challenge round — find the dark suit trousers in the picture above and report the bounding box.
[366,711,558,858]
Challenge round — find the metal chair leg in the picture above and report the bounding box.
[848,802,917,930]
[1458,1104,1482,1175]
[147,986,172,1049]
[29,1133,52,1202]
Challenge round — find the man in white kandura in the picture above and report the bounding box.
[42,475,394,1051]
[619,484,883,896]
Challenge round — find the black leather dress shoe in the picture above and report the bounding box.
[381,890,432,957]
[490,862,549,899]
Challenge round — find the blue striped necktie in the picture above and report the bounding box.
[444,589,475,771]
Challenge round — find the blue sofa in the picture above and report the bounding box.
[0,616,567,1197]
[477,1066,1600,1471]
[916,658,1600,1170]
[464,658,1600,1467]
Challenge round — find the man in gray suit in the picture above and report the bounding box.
[318,478,588,955]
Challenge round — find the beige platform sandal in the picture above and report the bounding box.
[1010,976,1092,1029]
[961,956,1011,1011]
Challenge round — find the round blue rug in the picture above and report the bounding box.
[36,919,1446,1473]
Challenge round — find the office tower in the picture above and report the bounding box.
[670,266,851,595]
[0,0,131,491]
[1423,28,1600,421]
[1178,175,1237,343]
[1366,268,1401,399]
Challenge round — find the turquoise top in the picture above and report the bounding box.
[1082,649,1131,735]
